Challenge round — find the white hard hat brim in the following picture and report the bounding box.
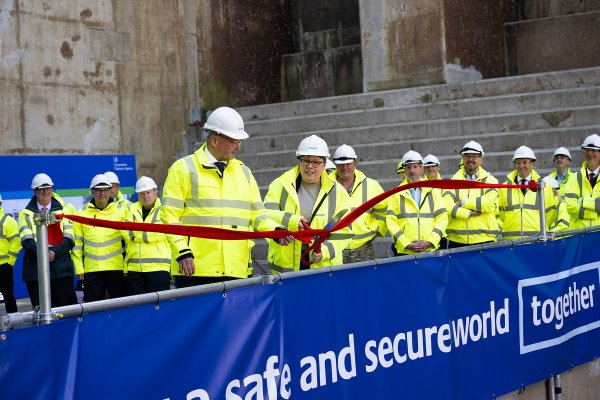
[333,158,355,165]
[205,125,249,140]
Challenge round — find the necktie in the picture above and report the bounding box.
[215,161,226,174]
[588,173,596,187]
[520,179,527,195]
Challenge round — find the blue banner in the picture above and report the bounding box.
[1,232,599,399]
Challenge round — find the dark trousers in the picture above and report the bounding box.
[26,276,78,308]
[0,263,17,313]
[448,240,494,249]
[174,275,239,289]
[127,271,171,295]
[84,271,126,302]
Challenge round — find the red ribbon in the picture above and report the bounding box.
[61,179,537,250]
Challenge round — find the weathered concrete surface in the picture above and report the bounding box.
[505,11,600,76]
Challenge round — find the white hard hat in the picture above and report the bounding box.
[296,135,330,157]
[542,176,559,189]
[423,154,440,166]
[401,150,424,166]
[333,144,357,164]
[460,141,484,156]
[90,174,112,189]
[512,145,536,162]
[325,159,336,170]
[104,171,120,184]
[553,147,571,160]
[204,106,249,140]
[31,173,54,190]
[135,176,158,193]
[581,134,600,150]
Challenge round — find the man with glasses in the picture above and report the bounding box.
[72,174,129,301]
[563,134,600,228]
[443,141,499,248]
[264,135,351,272]
[162,106,293,288]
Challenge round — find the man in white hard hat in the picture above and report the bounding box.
[104,171,132,209]
[547,147,572,196]
[443,141,499,248]
[387,151,447,256]
[123,176,174,295]
[72,174,129,301]
[264,135,351,272]
[0,194,21,313]
[19,173,78,308]
[563,134,600,228]
[423,154,441,180]
[498,146,564,240]
[162,106,293,288]
[329,144,387,263]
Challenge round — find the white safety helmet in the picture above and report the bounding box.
[581,134,600,150]
[31,173,54,190]
[512,145,536,162]
[423,154,440,166]
[542,176,559,189]
[135,176,158,193]
[460,141,484,157]
[104,171,120,184]
[401,150,424,166]
[204,106,249,140]
[296,135,330,157]
[90,174,112,189]
[325,159,336,171]
[333,144,357,164]
[553,147,571,160]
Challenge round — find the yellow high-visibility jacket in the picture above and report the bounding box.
[498,170,563,240]
[123,199,174,273]
[563,163,600,229]
[386,180,448,254]
[264,166,352,272]
[115,191,132,210]
[161,143,281,279]
[329,169,387,250]
[72,200,128,275]
[443,167,499,244]
[548,168,572,197]
[0,209,21,266]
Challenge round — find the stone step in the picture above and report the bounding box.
[238,104,600,157]
[237,67,600,122]
[241,86,600,137]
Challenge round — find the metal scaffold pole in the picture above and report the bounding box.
[33,211,55,325]
[538,180,548,242]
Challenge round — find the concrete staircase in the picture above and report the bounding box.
[233,67,600,264]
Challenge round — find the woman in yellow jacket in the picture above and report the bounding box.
[124,176,174,295]
[72,174,129,302]
[264,135,352,272]
[387,151,448,255]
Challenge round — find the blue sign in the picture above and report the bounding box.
[0,232,599,399]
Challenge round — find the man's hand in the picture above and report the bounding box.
[469,210,482,217]
[179,258,195,276]
[278,234,295,246]
[406,240,433,253]
[48,250,56,262]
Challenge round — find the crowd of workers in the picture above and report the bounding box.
[0,106,598,312]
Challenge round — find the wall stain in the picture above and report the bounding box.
[80,8,92,20]
[72,35,81,42]
[43,66,52,77]
[46,114,54,125]
[60,41,74,59]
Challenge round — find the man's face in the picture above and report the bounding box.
[515,158,534,179]
[462,153,483,175]
[553,155,570,170]
[335,160,357,181]
[211,133,241,161]
[110,183,119,198]
[584,149,600,170]
[139,189,158,209]
[404,163,424,182]
[299,157,326,184]
[424,165,440,179]
[34,187,53,206]
[92,187,111,208]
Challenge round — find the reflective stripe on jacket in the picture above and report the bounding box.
[0,210,21,266]
[499,170,561,240]
[72,200,128,275]
[386,180,447,254]
[124,199,173,273]
[161,143,280,278]
[563,163,600,229]
[443,167,499,244]
[329,169,387,250]
[264,166,352,273]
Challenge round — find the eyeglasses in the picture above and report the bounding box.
[299,159,325,168]
[462,154,482,160]
[216,134,241,145]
